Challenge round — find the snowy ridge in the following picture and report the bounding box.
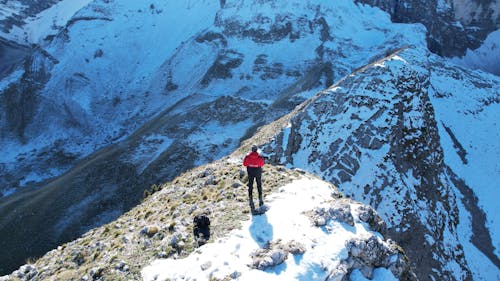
[255,46,500,280]
[142,175,410,281]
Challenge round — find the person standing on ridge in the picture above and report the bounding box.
[243,145,265,214]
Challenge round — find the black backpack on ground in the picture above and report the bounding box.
[193,214,210,246]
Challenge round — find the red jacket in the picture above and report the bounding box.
[243,151,265,168]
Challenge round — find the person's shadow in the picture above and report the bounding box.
[249,214,273,247]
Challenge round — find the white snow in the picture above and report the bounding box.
[188,119,255,166]
[453,183,500,281]
[131,135,174,174]
[142,176,393,281]
[279,123,292,164]
[423,55,500,280]
[0,0,94,44]
[436,0,451,13]
[351,268,398,281]
[1,188,17,197]
[25,0,94,44]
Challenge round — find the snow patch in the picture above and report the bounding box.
[131,135,174,174]
[351,268,398,281]
[1,0,94,44]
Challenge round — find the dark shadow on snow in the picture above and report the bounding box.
[294,253,304,265]
[267,260,287,275]
[249,214,273,247]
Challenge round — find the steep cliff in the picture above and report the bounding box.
[356,0,499,58]
[247,47,499,280]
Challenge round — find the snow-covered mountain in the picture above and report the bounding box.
[451,29,500,75]
[0,0,92,44]
[252,47,500,280]
[0,0,424,273]
[0,0,498,279]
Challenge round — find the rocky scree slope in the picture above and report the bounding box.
[243,46,500,281]
[1,159,416,281]
[0,0,426,274]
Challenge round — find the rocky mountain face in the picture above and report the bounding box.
[0,37,28,79]
[0,0,498,279]
[357,0,500,57]
[255,47,500,280]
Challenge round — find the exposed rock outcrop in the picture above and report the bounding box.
[336,235,416,281]
[250,239,306,270]
[356,0,499,57]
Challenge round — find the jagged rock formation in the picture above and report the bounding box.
[249,240,306,270]
[307,198,416,280]
[248,46,499,280]
[0,38,28,79]
[356,0,500,57]
[339,235,414,280]
[0,46,56,140]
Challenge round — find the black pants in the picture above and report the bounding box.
[247,167,263,206]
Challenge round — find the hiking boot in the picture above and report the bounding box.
[249,202,255,213]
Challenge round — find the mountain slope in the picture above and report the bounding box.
[0,160,416,281]
[0,0,498,279]
[248,47,500,280]
[0,37,28,79]
[0,0,426,195]
[0,0,428,274]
